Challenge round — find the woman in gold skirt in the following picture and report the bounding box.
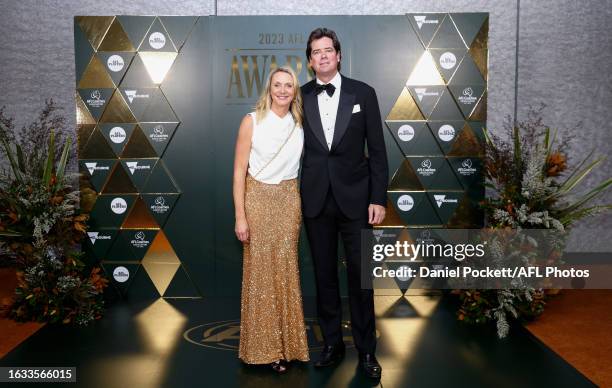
[232,66,309,373]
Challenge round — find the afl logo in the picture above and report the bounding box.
[183,318,378,351]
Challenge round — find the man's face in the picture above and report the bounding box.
[309,37,340,79]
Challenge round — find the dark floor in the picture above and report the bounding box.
[0,295,595,388]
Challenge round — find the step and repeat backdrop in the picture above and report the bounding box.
[74,14,488,300]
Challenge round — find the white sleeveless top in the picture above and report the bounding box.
[247,110,304,184]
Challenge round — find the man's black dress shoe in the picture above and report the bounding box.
[358,353,382,379]
[314,343,345,367]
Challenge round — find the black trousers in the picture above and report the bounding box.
[303,189,376,354]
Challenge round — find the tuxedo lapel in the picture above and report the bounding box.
[331,77,355,151]
[303,87,329,151]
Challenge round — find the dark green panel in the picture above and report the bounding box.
[448,156,483,189]
[101,262,140,297]
[428,191,465,224]
[428,15,466,49]
[96,52,135,86]
[120,158,157,191]
[160,16,199,51]
[89,194,136,228]
[429,49,467,83]
[450,13,488,47]
[407,85,445,118]
[78,88,114,120]
[429,88,464,121]
[428,121,465,154]
[140,122,179,156]
[116,16,155,50]
[125,265,161,301]
[386,121,443,157]
[74,19,95,86]
[106,232,138,261]
[408,156,463,190]
[448,84,486,118]
[142,160,179,193]
[120,54,156,87]
[388,191,442,226]
[79,159,115,192]
[99,123,135,156]
[141,193,180,227]
[407,13,447,48]
[163,265,201,297]
[450,53,486,85]
[121,229,158,261]
[85,229,118,259]
[140,17,176,52]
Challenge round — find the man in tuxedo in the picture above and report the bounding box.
[300,27,388,380]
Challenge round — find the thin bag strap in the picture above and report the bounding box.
[252,121,297,179]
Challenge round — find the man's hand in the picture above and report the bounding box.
[368,204,386,225]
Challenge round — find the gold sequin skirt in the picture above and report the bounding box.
[238,174,310,364]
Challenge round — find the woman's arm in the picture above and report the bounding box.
[233,114,253,242]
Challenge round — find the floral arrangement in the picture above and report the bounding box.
[0,100,108,325]
[453,105,612,338]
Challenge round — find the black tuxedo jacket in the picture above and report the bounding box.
[300,75,389,219]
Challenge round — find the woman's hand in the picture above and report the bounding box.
[235,218,249,242]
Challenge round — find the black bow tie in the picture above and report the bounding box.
[315,83,336,97]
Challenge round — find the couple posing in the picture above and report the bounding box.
[232,27,388,378]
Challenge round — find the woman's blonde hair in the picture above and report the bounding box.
[254,66,303,126]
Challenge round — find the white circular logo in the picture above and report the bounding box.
[439,52,457,69]
[155,196,165,205]
[107,55,125,72]
[397,265,411,281]
[153,125,165,135]
[149,32,166,49]
[462,159,473,168]
[109,126,127,144]
[113,266,130,283]
[438,125,456,142]
[110,197,128,214]
[397,194,414,212]
[462,87,473,97]
[421,159,432,168]
[397,125,415,142]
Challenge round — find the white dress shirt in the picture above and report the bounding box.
[316,72,342,150]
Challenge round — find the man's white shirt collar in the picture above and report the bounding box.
[316,72,342,91]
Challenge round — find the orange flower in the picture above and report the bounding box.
[546,152,567,176]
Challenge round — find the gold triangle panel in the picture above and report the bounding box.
[376,199,406,227]
[469,92,487,121]
[142,260,180,296]
[75,16,114,51]
[80,186,97,214]
[97,18,136,52]
[121,196,160,229]
[139,52,178,84]
[99,90,137,123]
[80,128,116,159]
[77,55,115,89]
[102,163,138,194]
[470,47,488,81]
[406,51,445,86]
[77,124,96,155]
[75,92,96,125]
[121,126,159,158]
[446,196,483,228]
[387,88,425,120]
[447,123,484,157]
[389,159,424,190]
[142,230,180,264]
[470,19,489,51]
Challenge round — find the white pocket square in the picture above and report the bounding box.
[352,104,361,113]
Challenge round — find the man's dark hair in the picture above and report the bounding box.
[306,28,342,71]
